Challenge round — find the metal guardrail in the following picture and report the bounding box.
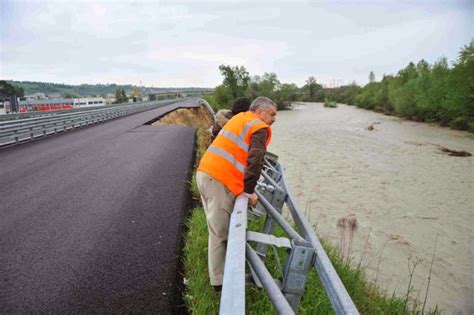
[0,99,184,147]
[0,101,151,122]
[220,153,359,315]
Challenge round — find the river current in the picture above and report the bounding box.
[268,102,473,314]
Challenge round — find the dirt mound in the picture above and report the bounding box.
[152,106,213,130]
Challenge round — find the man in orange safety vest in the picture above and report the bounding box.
[196,96,277,291]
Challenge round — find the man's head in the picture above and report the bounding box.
[250,96,277,126]
[231,97,251,115]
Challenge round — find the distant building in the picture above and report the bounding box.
[148,92,181,101]
[73,97,106,107]
[25,92,46,100]
[0,101,7,115]
[16,97,106,112]
[105,94,116,104]
[46,93,61,99]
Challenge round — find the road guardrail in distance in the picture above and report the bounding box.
[0,99,187,147]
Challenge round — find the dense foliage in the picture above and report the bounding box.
[0,80,25,99]
[328,41,474,131]
[114,88,128,104]
[212,65,324,111]
[210,41,472,132]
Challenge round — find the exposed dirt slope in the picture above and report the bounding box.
[153,106,213,130]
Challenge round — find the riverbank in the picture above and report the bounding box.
[269,102,473,313]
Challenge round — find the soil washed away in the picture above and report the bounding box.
[269,102,474,314]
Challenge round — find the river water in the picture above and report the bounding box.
[268,102,473,314]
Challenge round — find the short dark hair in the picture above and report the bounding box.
[231,97,251,115]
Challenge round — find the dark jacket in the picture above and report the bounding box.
[244,128,268,194]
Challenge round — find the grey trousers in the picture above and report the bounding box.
[196,171,236,286]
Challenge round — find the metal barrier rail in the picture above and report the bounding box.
[0,99,186,122]
[0,99,183,147]
[220,153,359,315]
[0,104,127,122]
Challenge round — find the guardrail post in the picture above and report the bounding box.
[246,244,295,315]
[220,194,248,315]
[281,241,315,311]
[255,182,287,258]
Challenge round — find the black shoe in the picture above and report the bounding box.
[213,285,222,292]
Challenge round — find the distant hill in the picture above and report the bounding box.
[7,80,212,97]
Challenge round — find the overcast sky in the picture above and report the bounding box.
[0,0,472,88]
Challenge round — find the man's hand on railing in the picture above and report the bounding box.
[244,192,258,207]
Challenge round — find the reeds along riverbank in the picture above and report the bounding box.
[182,122,440,314]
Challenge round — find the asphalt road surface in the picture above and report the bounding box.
[0,98,202,313]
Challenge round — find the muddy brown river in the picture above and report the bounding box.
[268,102,473,314]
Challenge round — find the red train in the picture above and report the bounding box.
[17,98,106,113]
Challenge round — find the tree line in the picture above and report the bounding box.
[6,80,210,99]
[328,41,473,131]
[206,41,473,132]
[203,65,325,111]
[0,80,25,99]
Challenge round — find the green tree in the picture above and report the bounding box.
[121,89,127,103]
[213,84,234,109]
[64,92,79,99]
[343,41,474,131]
[302,76,324,102]
[354,81,380,110]
[114,88,122,103]
[218,65,250,99]
[444,41,474,129]
[249,73,280,99]
[458,40,474,64]
[412,59,434,120]
[387,62,419,117]
[427,58,450,123]
[114,88,128,104]
[378,75,394,113]
[0,81,24,99]
[273,83,299,110]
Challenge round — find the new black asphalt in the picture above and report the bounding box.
[0,98,202,313]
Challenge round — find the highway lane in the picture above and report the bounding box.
[0,98,201,313]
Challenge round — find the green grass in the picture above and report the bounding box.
[324,98,338,108]
[201,94,226,112]
[183,200,441,314]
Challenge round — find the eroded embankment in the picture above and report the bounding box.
[152,106,214,129]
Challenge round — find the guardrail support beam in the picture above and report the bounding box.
[246,244,295,315]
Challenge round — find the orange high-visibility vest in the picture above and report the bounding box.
[198,111,272,196]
